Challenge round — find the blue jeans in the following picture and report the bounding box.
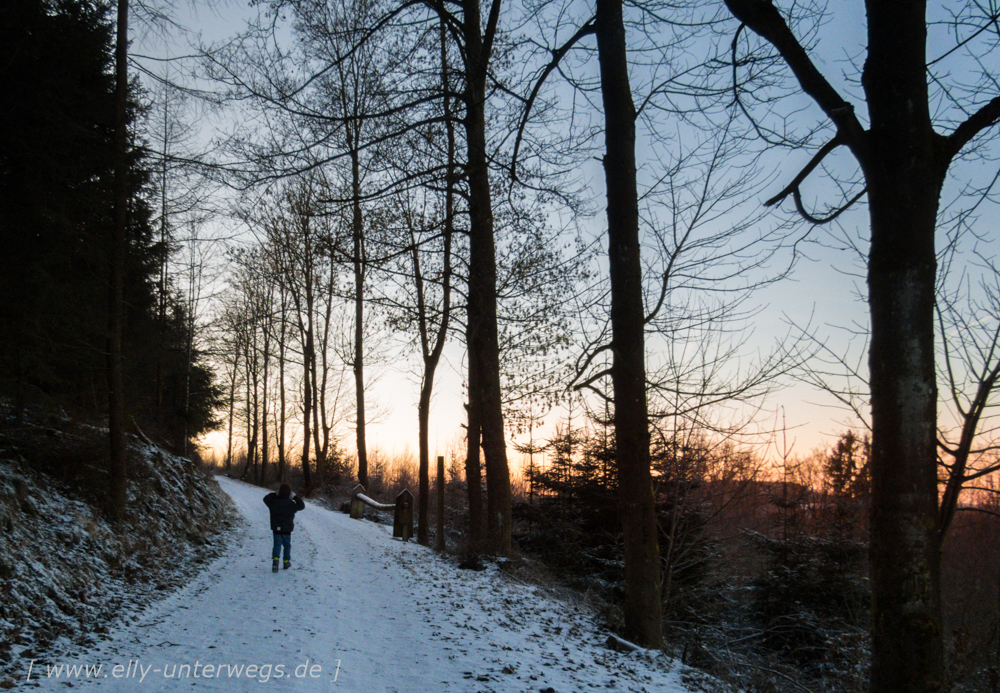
[272,533,291,561]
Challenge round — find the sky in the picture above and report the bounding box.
[154,0,1000,474]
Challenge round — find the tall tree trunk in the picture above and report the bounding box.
[351,140,368,488]
[225,344,239,475]
[863,1,943,687]
[107,0,129,519]
[594,0,662,647]
[240,335,255,482]
[260,323,270,485]
[300,225,316,489]
[277,289,287,482]
[413,231,452,545]
[248,338,260,483]
[464,349,485,549]
[155,95,169,414]
[311,344,323,483]
[719,0,1000,683]
[180,234,197,457]
[462,0,510,555]
[417,374,433,546]
[181,296,194,456]
[301,329,313,488]
[416,21,457,547]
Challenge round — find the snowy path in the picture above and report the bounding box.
[28,477,688,692]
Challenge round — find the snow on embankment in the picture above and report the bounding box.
[0,436,238,688]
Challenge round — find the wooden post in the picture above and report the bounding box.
[436,456,445,551]
[394,489,414,541]
[350,484,366,519]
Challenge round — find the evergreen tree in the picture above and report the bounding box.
[0,0,120,413]
[0,0,221,457]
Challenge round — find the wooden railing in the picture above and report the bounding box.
[349,485,414,541]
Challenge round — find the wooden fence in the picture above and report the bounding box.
[349,485,414,541]
[349,457,448,548]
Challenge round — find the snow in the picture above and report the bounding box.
[24,476,692,692]
[0,443,235,688]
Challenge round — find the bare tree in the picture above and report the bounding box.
[291,0,394,487]
[721,0,1000,688]
[216,300,245,474]
[508,0,790,647]
[590,0,663,647]
[937,263,1000,537]
[392,186,455,545]
[437,0,514,554]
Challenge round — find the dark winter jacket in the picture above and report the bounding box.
[263,492,305,533]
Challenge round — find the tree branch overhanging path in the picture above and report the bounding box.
[723,0,1000,690]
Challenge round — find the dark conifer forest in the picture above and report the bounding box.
[0,0,222,447]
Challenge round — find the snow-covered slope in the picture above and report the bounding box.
[0,442,237,688]
[22,476,692,692]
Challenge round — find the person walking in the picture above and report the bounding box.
[263,484,305,572]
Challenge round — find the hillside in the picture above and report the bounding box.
[0,428,238,688]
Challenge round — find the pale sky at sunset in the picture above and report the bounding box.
[173,0,998,472]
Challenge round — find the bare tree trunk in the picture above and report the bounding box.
[302,223,317,488]
[277,288,288,482]
[248,325,260,483]
[224,342,239,474]
[260,301,271,485]
[413,225,453,545]
[415,21,456,546]
[464,350,485,549]
[107,0,129,519]
[181,290,194,456]
[717,0,982,684]
[350,139,368,487]
[155,94,169,415]
[240,328,256,482]
[417,375,432,545]
[311,342,323,483]
[594,0,662,647]
[462,0,510,555]
[179,229,199,457]
[315,225,338,484]
[301,329,313,488]
[863,2,944,685]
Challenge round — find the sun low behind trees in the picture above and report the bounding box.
[199,0,1000,673]
[10,0,1000,687]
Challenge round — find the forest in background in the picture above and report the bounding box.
[2,0,1000,690]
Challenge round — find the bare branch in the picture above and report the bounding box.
[944,96,1000,161]
[510,19,597,181]
[724,0,868,160]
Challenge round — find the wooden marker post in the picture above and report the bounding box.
[436,456,445,552]
[394,489,414,541]
[350,484,366,519]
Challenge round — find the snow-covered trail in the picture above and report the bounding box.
[28,477,688,692]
